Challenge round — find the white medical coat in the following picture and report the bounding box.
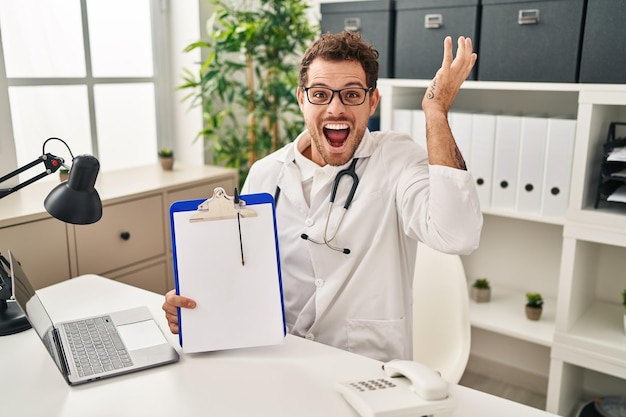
[242,129,482,362]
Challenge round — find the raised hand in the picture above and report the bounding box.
[422,36,477,116]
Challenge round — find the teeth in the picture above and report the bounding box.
[325,123,349,130]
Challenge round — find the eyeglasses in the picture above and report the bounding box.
[301,86,373,106]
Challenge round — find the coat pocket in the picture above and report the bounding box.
[346,317,406,362]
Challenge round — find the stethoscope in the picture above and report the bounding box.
[274,158,359,255]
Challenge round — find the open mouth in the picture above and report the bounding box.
[323,123,350,148]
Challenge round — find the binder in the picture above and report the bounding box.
[170,187,286,353]
[411,109,427,151]
[491,115,522,210]
[469,114,497,210]
[516,117,548,214]
[541,118,576,217]
[449,111,473,163]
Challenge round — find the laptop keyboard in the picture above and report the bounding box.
[64,316,133,377]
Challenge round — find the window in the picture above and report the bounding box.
[0,0,172,180]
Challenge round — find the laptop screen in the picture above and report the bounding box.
[9,251,66,373]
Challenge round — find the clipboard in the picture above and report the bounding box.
[169,187,286,353]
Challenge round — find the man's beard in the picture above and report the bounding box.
[308,124,366,166]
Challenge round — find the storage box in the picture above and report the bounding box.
[321,0,395,78]
[579,0,626,84]
[394,0,480,80]
[478,0,586,83]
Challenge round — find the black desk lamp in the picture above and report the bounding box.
[0,137,103,336]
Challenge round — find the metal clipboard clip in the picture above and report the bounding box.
[189,187,257,223]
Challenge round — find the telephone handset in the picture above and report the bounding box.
[335,360,457,417]
[382,360,448,401]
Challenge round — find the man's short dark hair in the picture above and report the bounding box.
[298,31,379,90]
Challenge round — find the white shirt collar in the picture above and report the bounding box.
[293,133,341,205]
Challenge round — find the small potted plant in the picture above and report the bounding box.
[59,167,70,182]
[158,148,174,170]
[471,278,491,303]
[525,292,544,321]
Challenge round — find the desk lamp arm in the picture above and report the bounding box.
[0,153,68,199]
[0,137,101,336]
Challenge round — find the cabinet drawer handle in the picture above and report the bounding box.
[120,231,131,241]
[424,14,442,29]
[343,17,360,32]
[518,9,540,25]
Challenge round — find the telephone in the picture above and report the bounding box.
[335,360,457,417]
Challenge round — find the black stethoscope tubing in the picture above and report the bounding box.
[274,158,359,209]
[330,158,359,209]
[274,158,359,254]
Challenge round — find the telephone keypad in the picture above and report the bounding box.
[349,378,397,392]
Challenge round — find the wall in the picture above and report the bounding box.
[170,1,204,167]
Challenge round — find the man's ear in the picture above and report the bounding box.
[297,87,305,111]
[369,88,380,116]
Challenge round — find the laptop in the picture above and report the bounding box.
[8,250,179,385]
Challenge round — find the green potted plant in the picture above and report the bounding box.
[59,167,70,182]
[525,292,544,321]
[471,278,491,303]
[158,148,174,170]
[178,0,318,188]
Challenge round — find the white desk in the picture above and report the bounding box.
[3,275,559,417]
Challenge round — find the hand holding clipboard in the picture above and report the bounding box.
[170,188,285,353]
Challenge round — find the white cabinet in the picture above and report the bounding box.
[0,164,237,294]
[0,217,71,289]
[74,194,166,276]
[378,78,626,416]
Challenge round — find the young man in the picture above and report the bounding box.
[163,31,482,362]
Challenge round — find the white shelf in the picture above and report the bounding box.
[564,222,626,248]
[567,209,626,239]
[380,77,626,415]
[554,302,626,370]
[483,207,565,226]
[469,286,555,347]
[380,78,626,93]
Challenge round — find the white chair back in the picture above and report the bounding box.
[412,242,471,384]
